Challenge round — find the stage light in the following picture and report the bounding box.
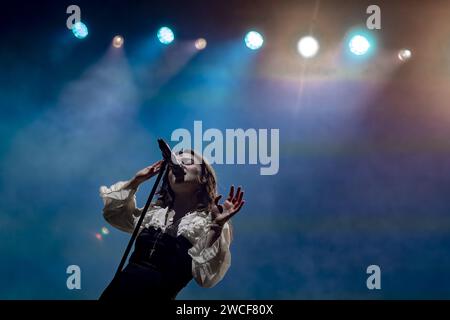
[195,38,207,50]
[71,21,88,39]
[297,36,319,58]
[101,227,110,235]
[398,49,412,61]
[157,27,175,45]
[112,35,124,48]
[244,31,264,50]
[349,35,370,56]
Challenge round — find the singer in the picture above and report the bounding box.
[98,148,245,300]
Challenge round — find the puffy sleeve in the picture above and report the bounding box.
[99,180,143,233]
[188,221,232,288]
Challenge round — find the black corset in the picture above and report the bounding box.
[100,226,195,300]
[129,226,194,297]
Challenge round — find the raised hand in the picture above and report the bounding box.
[126,160,164,189]
[211,185,245,227]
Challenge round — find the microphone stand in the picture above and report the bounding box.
[114,159,168,278]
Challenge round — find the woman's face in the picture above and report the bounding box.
[168,152,203,194]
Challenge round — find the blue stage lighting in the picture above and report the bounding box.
[244,31,264,50]
[157,27,175,44]
[71,21,88,39]
[349,35,370,56]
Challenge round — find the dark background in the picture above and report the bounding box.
[1,0,450,299]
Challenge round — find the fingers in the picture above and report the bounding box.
[235,186,241,204]
[215,196,224,213]
[236,190,244,205]
[214,195,222,205]
[235,200,245,213]
[155,160,164,168]
[226,185,244,205]
[211,195,223,217]
[136,160,165,180]
[232,186,242,204]
[226,200,245,220]
[151,160,164,171]
[227,185,234,201]
[228,185,245,215]
[217,185,245,222]
[151,160,163,167]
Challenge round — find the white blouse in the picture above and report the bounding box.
[99,180,232,288]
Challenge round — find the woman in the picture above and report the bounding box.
[98,149,245,300]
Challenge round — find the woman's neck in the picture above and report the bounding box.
[172,191,199,218]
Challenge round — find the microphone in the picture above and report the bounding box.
[157,138,186,179]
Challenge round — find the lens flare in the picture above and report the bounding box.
[157,27,175,44]
[71,21,88,39]
[398,49,412,61]
[349,35,370,56]
[195,38,207,50]
[112,35,124,48]
[244,31,264,50]
[297,36,319,58]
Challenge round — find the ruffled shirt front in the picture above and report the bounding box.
[99,180,232,288]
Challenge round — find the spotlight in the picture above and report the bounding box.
[349,35,370,56]
[297,36,319,58]
[112,35,124,48]
[398,49,412,61]
[244,31,264,50]
[157,27,175,45]
[195,38,207,50]
[71,21,88,39]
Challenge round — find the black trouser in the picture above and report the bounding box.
[99,262,172,300]
[99,227,194,300]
